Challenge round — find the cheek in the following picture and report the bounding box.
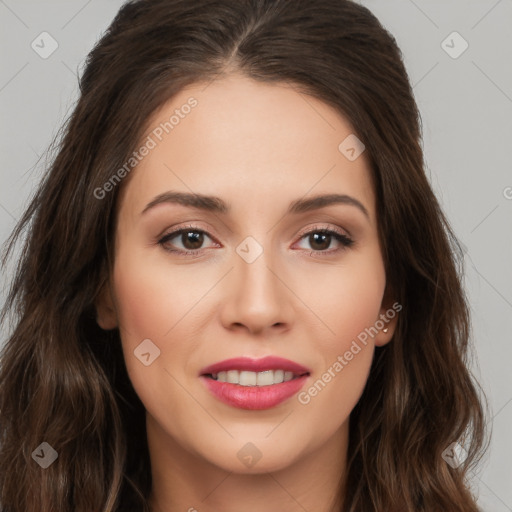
[306,252,385,348]
[299,342,373,449]
[110,245,210,391]
[297,255,384,422]
[113,263,161,343]
[110,250,176,392]
[111,251,184,411]
[299,295,378,442]
[112,247,197,344]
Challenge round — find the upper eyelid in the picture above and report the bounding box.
[296,223,351,239]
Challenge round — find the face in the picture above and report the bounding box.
[97,73,397,474]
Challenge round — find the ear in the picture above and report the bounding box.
[95,280,118,330]
[374,283,401,347]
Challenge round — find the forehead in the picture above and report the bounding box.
[120,73,376,222]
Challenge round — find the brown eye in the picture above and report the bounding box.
[179,230,204,250]
[296,228,354,254]
[308,232,332,251]
[158,227,216,254]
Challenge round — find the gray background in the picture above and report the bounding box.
[0,1,511,510]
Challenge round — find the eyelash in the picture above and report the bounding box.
[157,223,354,258]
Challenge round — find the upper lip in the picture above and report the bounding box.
[200,356,310,376]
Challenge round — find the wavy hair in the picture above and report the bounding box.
[0,0,488,510]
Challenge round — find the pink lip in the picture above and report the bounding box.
[200,375,309,410]
[199,356,310,376]
[199,356,311,410]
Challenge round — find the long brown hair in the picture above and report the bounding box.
[0,1,488,510]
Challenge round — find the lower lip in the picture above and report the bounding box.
[200,374,309,410]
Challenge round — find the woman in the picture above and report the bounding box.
[0,0,488,510]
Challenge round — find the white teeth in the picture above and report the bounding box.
[239,371,257,386]
[212,369,300,386]
[257,370,276,386]
[273,369,285,383]
[284,371,294,382]
[226,370,238,383]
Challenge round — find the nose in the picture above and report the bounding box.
[219,247,294,336]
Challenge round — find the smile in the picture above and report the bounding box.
[199,356,311,409]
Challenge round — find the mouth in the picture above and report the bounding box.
[203,369,310,387]
[199,356,311,409]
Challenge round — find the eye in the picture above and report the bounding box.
[294,226,354,256]
[157,225,218,255]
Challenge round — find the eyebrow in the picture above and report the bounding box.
[142,191,370,219]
